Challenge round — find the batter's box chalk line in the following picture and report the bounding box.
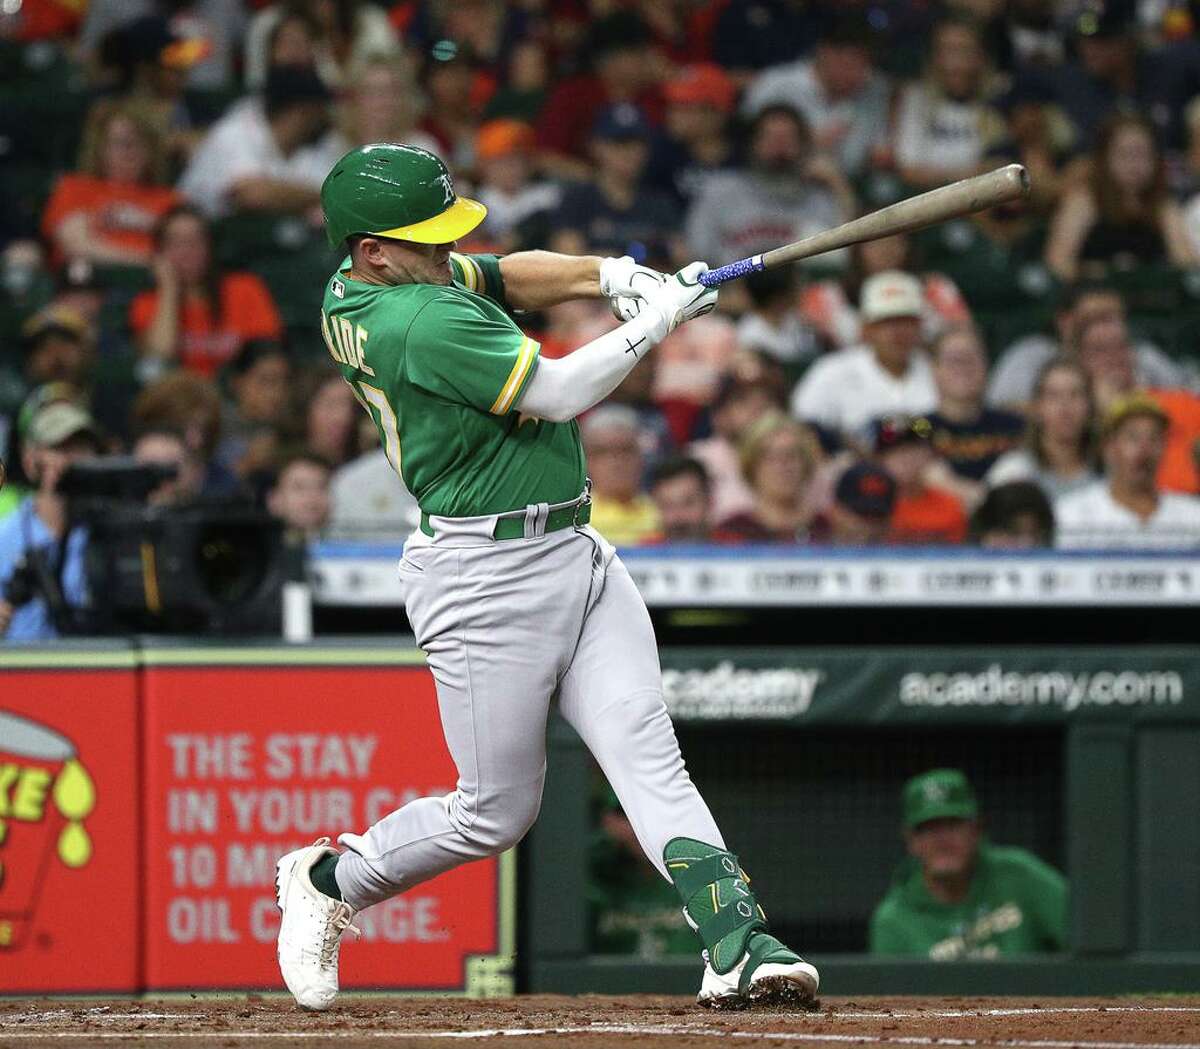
[3,1005,1200,1045]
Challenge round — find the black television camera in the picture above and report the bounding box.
[6,457,288,636]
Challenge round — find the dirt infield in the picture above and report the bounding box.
[2,995,1199,1049]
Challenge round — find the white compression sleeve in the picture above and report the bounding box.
[516,311,665,423]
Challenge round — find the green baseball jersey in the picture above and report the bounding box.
[589,787,697,959]
[869,843,1067,959]
[319,251,585,517]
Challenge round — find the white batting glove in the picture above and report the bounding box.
[610,294,648,322]
[599,255,668,322]
[639,261,718,341]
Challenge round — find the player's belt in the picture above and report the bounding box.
[419,490,592,541]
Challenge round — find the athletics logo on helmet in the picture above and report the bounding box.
[320,143,487,248]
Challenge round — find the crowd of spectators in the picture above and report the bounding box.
[4,0,1200,627]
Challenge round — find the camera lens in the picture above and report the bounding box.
[194,522,271,606]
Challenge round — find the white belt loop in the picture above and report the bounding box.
[426,513,501,544]
[523,501,551,538]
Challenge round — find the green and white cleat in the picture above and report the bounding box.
[663,837,819,1011]
[696,932,820,1009]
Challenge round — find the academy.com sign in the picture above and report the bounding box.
[658,654,1190,722]
[899,665,1184,711]
[662,661,823,720]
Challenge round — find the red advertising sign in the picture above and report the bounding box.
[0,660,141,992]
[141,652,513,993]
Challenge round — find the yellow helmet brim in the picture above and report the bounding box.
[373,196,487,245]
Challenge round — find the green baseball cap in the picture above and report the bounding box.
[320,142,487,248]
[902,769,978,830]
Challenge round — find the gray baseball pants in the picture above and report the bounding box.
[334,520,723,910]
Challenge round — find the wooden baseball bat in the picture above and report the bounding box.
[698,163,1030,287]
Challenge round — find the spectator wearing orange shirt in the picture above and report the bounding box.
[873,415,968,545]
[41,99,181,269]
[1075,314,1200,495]
[130,205,282,379]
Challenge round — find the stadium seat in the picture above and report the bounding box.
[212,214,323,268]
[253,244,339,330]
[1103,264,1185,316]
[1129,312,1200,367]
[0,40,84,95]
[88,267,154,347]
[211,214,337,340]
[286,322,329,362]
[977,307,1055,355]
[917,221,1028,311]
[0,163,59,234]
[855,171,907,210]
[183,87,243,129]
[90,264,154,298]
[0,268,56,352]
[0,45,100,174]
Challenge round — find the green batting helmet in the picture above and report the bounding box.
[320,143,487,248]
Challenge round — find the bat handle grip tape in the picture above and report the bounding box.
[698,255,766,286]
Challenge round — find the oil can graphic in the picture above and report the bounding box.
[0,711,96,949]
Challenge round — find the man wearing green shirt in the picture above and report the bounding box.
[273,143,819,1011]
[870,769,1068,959]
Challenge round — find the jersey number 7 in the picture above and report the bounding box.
[352,381,403,478]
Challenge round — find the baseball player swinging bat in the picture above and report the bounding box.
[697,163,1031,286]
[277,147,1029,1016]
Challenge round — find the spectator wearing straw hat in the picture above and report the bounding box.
[1072,315,1200,496]
[1055,395,1200,550]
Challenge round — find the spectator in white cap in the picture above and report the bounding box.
[790,270,937,441]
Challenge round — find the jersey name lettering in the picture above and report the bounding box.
[320,309,376,377]
[319,310,345,364]
[319,252,585,518]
